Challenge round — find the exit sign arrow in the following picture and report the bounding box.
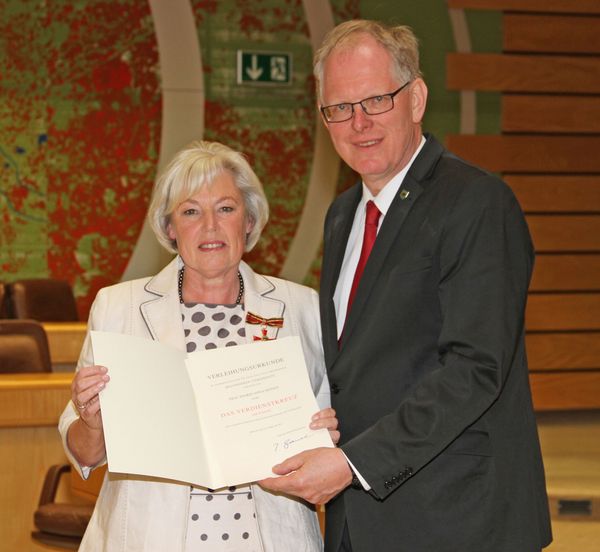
[245,55,263,80]
[237,50,292,86]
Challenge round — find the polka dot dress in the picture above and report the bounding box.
[182,302,264,552]
[183,302,246,352]
[187,486,263,551]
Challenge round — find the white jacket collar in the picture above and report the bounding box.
[140,257,285,345]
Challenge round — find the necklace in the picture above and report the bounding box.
[178,266,244,305]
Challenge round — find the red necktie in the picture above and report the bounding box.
[346,200,381,316]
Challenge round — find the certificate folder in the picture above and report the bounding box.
[92,332,333,489]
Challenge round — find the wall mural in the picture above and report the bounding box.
[0,0,359,317]
[0,0,161,316]
[0,0,496,318]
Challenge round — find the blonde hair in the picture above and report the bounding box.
[148,141,269,254]
[313,20,422,103]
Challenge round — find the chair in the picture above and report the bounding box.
[31,463,94,550]
[0,319,52,373]
[10,278,79,322]
[0,282,12,318]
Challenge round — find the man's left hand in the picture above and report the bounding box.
[258,447,352,504]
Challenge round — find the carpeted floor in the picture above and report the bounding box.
[546,520,600,551]
[538,410,600,552]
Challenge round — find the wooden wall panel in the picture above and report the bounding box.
[530,371,600,411]
[503,14,600,54]
[447,53,600,93]
[502,95,600,133]
[447,0,600,13]
[0,374,73,552]
[526,294,600,331]
[530,255,600,291]
[446,135,600,173]
[506,176,600,213]
[527,333,600,371]
[527,216,600,252]
[0,374,73,428]
[448,0,600,411]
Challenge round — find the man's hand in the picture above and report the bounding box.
[258,447,352,504]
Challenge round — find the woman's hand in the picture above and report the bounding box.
[71,365,109,430]
[310,407,340,445]
[67,365,110,467]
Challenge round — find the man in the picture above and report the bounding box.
[260,20,552,552]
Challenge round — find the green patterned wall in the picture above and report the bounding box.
[0,0,161,315]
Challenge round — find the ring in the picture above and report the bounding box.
[75,400,87,411]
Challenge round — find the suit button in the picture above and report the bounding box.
[330,383,340,394]
[384,481,392,489]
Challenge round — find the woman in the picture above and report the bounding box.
[59,140,338,551]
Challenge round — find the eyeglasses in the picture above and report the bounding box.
[320,81,412,123]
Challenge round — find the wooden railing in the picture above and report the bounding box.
[0,373,73,551]
[42,322,86,366]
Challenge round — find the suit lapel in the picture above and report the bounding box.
[140,256,187,351]
[339,135,443,347]
[340,177,423,344]
[139,259,287,348]
[321,185,361,364]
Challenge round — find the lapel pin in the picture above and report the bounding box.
[400,190,410,200]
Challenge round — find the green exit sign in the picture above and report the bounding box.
[236,50,292,86]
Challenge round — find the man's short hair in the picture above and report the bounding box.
[313,19,422,103]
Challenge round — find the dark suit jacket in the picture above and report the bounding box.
[320,135,552,552]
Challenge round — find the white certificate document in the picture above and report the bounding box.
[92,332,332,489]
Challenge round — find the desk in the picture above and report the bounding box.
[42,322,86,367]
[0,373,77,551]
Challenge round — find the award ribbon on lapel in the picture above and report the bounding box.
[245,312,284,341]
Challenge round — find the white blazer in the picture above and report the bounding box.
[59,257,329,552]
